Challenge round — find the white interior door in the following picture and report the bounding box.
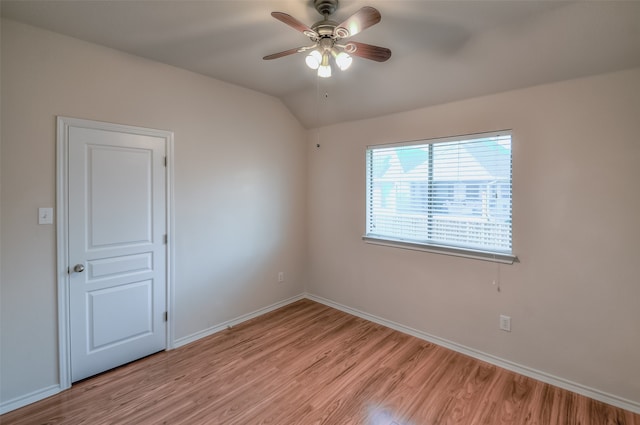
[66,121,168,382]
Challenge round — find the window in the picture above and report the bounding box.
[364,131,516,263]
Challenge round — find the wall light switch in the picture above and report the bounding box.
[38,207,54,225]
[499,314,511,332]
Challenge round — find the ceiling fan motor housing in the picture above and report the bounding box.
[313,21,339,37]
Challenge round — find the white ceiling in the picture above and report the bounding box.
[2,0,640,128]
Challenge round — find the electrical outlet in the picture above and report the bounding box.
[499,315,511,332]
[278,272,284,283]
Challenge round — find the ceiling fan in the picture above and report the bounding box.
[263,0,391,78]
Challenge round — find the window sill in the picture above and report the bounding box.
[362,236,518,264]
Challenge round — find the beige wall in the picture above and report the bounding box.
[307,68,640,404]
[0,19,307,404]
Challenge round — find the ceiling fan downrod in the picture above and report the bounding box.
[314,0,338,18]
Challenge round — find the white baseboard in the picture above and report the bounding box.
[0,384,60,415]
[173,293,306,348]
[305,292,640,415]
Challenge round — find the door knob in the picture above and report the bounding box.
[73,264,85,273]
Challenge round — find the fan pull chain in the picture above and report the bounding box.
[315,73,322,148]
[493,260,501,292]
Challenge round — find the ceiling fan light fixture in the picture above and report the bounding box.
[318,52,332,77]
[318,65,332,78]
[305,50,322,70]
[334,51,353,71]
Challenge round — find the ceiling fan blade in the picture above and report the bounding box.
[263,47,306,60]
[345,42,391,62]
[334,6,381,38]
[271,12,316,36]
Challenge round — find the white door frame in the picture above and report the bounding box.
[56,116,175,390]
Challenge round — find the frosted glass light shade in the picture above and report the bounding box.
[335,52,352,70]
[305,50,322,70]
[318,65,332,78]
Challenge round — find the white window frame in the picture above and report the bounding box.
[363,130,517,264]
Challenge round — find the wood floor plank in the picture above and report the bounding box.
[2,299,638,425]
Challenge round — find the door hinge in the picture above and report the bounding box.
[163,234,168,244]
[164,311,168,322]
[164,156,167,167]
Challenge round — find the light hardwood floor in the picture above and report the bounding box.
[2,299,638,424]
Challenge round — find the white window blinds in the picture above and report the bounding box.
[365,131,513,259]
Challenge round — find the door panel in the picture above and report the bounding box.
[89,280,153,350]
[87,146,153,247]
[87,253,153,280]
[68,124,167,382]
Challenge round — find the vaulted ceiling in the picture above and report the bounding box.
[2,1,640,128]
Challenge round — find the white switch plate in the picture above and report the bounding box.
[38,207,54,225]
[499,314,511,332]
